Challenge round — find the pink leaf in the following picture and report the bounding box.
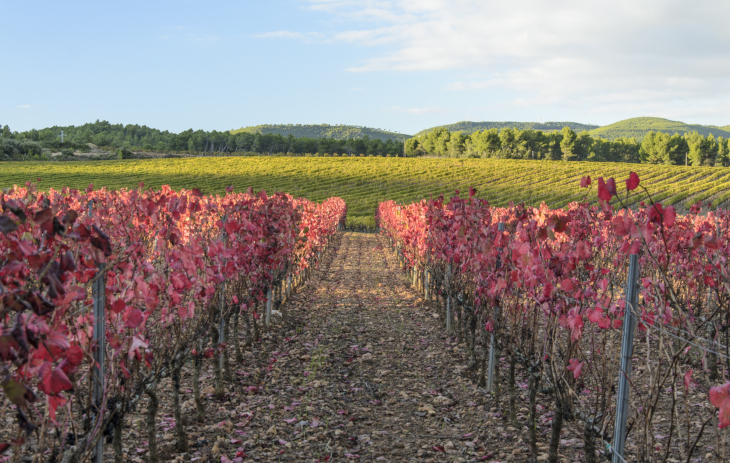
[625,172,640,191]
[111,299,126,314]
[124,307,144,328]
[38,362,73,394]
[606,178,617,196]
[684,369,693,394]
[709,382,730,428]
[566,359,584,379]
[128,336,149,359]
[48,395,67,424]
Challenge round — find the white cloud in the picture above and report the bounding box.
[16,104,31,109]
[293,0,730,121]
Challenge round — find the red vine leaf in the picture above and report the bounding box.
[38,362,73,395]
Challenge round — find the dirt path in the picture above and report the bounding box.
[132,232,535,463]
[227,232,499,462]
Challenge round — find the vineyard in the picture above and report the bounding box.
[4,163,730,462]
[2,157,730,226]
[0,182,346,462]
[377,174,730,462]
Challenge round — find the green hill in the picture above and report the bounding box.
[588,117,730,141]
[231,124,410,142]
[414,121,598,137]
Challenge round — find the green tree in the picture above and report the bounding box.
[639,131,661,164]
[686,131,715,166]
[92,132,107,147]
[717,137,730,167]
[560,127,578,161]
[447,131,467,157]
[404,138,421,156]
[575,131,593,161]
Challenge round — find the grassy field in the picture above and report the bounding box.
[1,157,729,225]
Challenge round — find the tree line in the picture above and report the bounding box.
[0,120,405,160]
[405,126,730,166]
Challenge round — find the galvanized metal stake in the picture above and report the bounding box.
[487,222,505,393]
[89,201,105,463]
[445,264,452,332]
[219,281,225,372]
[266,287,273,328]
[423,267,431,301]
[219,218,228,373]
[612,253,639,463]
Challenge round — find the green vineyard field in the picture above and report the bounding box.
[1,157,728,225]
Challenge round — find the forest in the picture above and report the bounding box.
[232,123,409,142]
[0,121,405,160]
[4,120,730,167]
[406,125,730,166]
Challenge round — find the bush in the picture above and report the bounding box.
[61,148,75,157]
[117,148,133,159]
[0,138,45,159]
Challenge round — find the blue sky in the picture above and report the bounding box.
[3,0,730,135]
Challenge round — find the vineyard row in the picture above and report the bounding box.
[377,175,730,462]
[0,182,346,462]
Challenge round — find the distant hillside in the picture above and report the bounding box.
[414,121,598,137]
[588,117,730,141]
[231,124,410,142]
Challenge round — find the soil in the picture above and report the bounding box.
[107,232,717,462]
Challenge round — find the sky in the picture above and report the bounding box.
[2,0,729,135]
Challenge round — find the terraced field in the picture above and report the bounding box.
[1,157,728,226]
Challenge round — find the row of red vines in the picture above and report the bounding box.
[0,182,346,462]
[377,177,730,462]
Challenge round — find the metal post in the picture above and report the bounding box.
[447,295,452,332]
[266,287,273,328]
[487,222,505,393]
[219,281,225,372]
[287,275,292,298]
[89,201,105,463]
[446,264,452,333]
[612,254,639,463]
[219,218,228,373]
[423,267,431,301]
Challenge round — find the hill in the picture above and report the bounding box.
[2,157,728,226]
[587,117,730,140]
[231,124,410,142]
[413,121,598,137]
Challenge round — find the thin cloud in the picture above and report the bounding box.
[16,104,31,109]
[305,0,730,121]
